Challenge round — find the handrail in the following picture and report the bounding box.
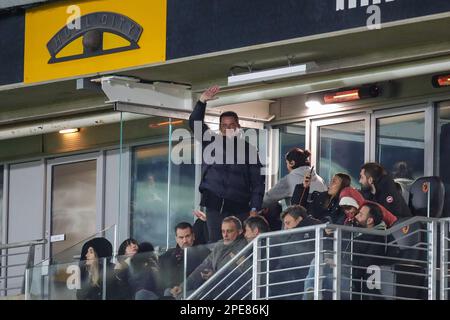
[187,216,440,300]
[187,240,254,300]
[0,239,46,250]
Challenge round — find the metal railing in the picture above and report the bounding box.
[440,218,450,300]
[0,239,46,297]
[188,216,447,300]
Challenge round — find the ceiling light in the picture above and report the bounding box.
[228,64,308,86]
[59,128,80,134]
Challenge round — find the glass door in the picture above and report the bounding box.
[312,114,369,187]
[47,154,100,263]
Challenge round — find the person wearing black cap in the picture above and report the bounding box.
[76,237,121,300]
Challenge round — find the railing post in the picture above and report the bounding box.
[252,237,260,300]
[183,247,187,300]
[265,237,270,300]
[24,268,30,300]
[441,220,448,301]
[333,228,342,300]
[313,226,323,300]
[428,221,438,300]
[22,244,36,295]
[102,257,107,300]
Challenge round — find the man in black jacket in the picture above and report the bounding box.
[270,205,322,299]
[359,162,412,218]
[189,85,265,242]
[159,222,210,296]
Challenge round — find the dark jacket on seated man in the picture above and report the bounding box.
[270,209,322,299]
[159,244,211,290]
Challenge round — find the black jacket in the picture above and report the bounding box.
[270,216,322,297]
[292,184,345,225]
[159,244,211,289]
[362,175,412,218]
[189,101,265,211]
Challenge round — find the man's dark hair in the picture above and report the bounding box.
[220,111,239,124]
[244,216,270,234]
[285,148,311,168]
[361,162,387,183]
[362,202,383,226]
[222,216,243,231]
[174,222,193,234]
[280,205,308,221]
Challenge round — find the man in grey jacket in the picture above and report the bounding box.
[170,216,248,298]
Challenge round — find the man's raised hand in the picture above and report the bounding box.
[199,85,220,103]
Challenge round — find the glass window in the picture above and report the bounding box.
[0,165,3,243]
[376,113,425,180]
[318,121,365,186]
[131,143,169,249]
[438,104,450,217]
[168,135,196,247]
[279,123,306,178]
[51,160,97,262]
[130,119,196,249]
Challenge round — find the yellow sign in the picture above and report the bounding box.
[24,0,166,83]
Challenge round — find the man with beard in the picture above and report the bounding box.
[349,202,388,299]
[160,222,210,297]
[359,162,412,219]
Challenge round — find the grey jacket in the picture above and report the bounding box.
[262,166,327,208]
[185,236,248,292]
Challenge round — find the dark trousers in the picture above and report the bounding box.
[205,207,249,243]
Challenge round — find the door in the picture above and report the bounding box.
[311,114,370,187]
[47,154,102,264]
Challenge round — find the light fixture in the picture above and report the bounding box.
[306,85,381,108]
[432,74,450,88]
[149,120,184,128]
[228,64,308,86]
[59,128,80,134]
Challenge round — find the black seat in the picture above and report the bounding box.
[408,176,445,218]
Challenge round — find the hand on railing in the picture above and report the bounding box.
[170,286,182,298]
[200,268,213,280]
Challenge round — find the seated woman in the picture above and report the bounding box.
[76,237,118,300]
[115,238,139,271]
[292,172,351,224]
[126,242,163,300]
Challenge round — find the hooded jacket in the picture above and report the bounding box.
[362,174,412,218]
[189,101,265,211]
[263,166,327,209]
[339,188,398,227]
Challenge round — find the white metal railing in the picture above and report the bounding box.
[0,239,46,297]
[187,216,447,300]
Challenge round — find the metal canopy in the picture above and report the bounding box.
[100,76,274,129]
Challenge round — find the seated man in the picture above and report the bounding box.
[243,215,270,243]
[349,202,388,299]
[170,216,247,298]
[359,162,412,218]
[159,222,210,297]
[270,205,322,299]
